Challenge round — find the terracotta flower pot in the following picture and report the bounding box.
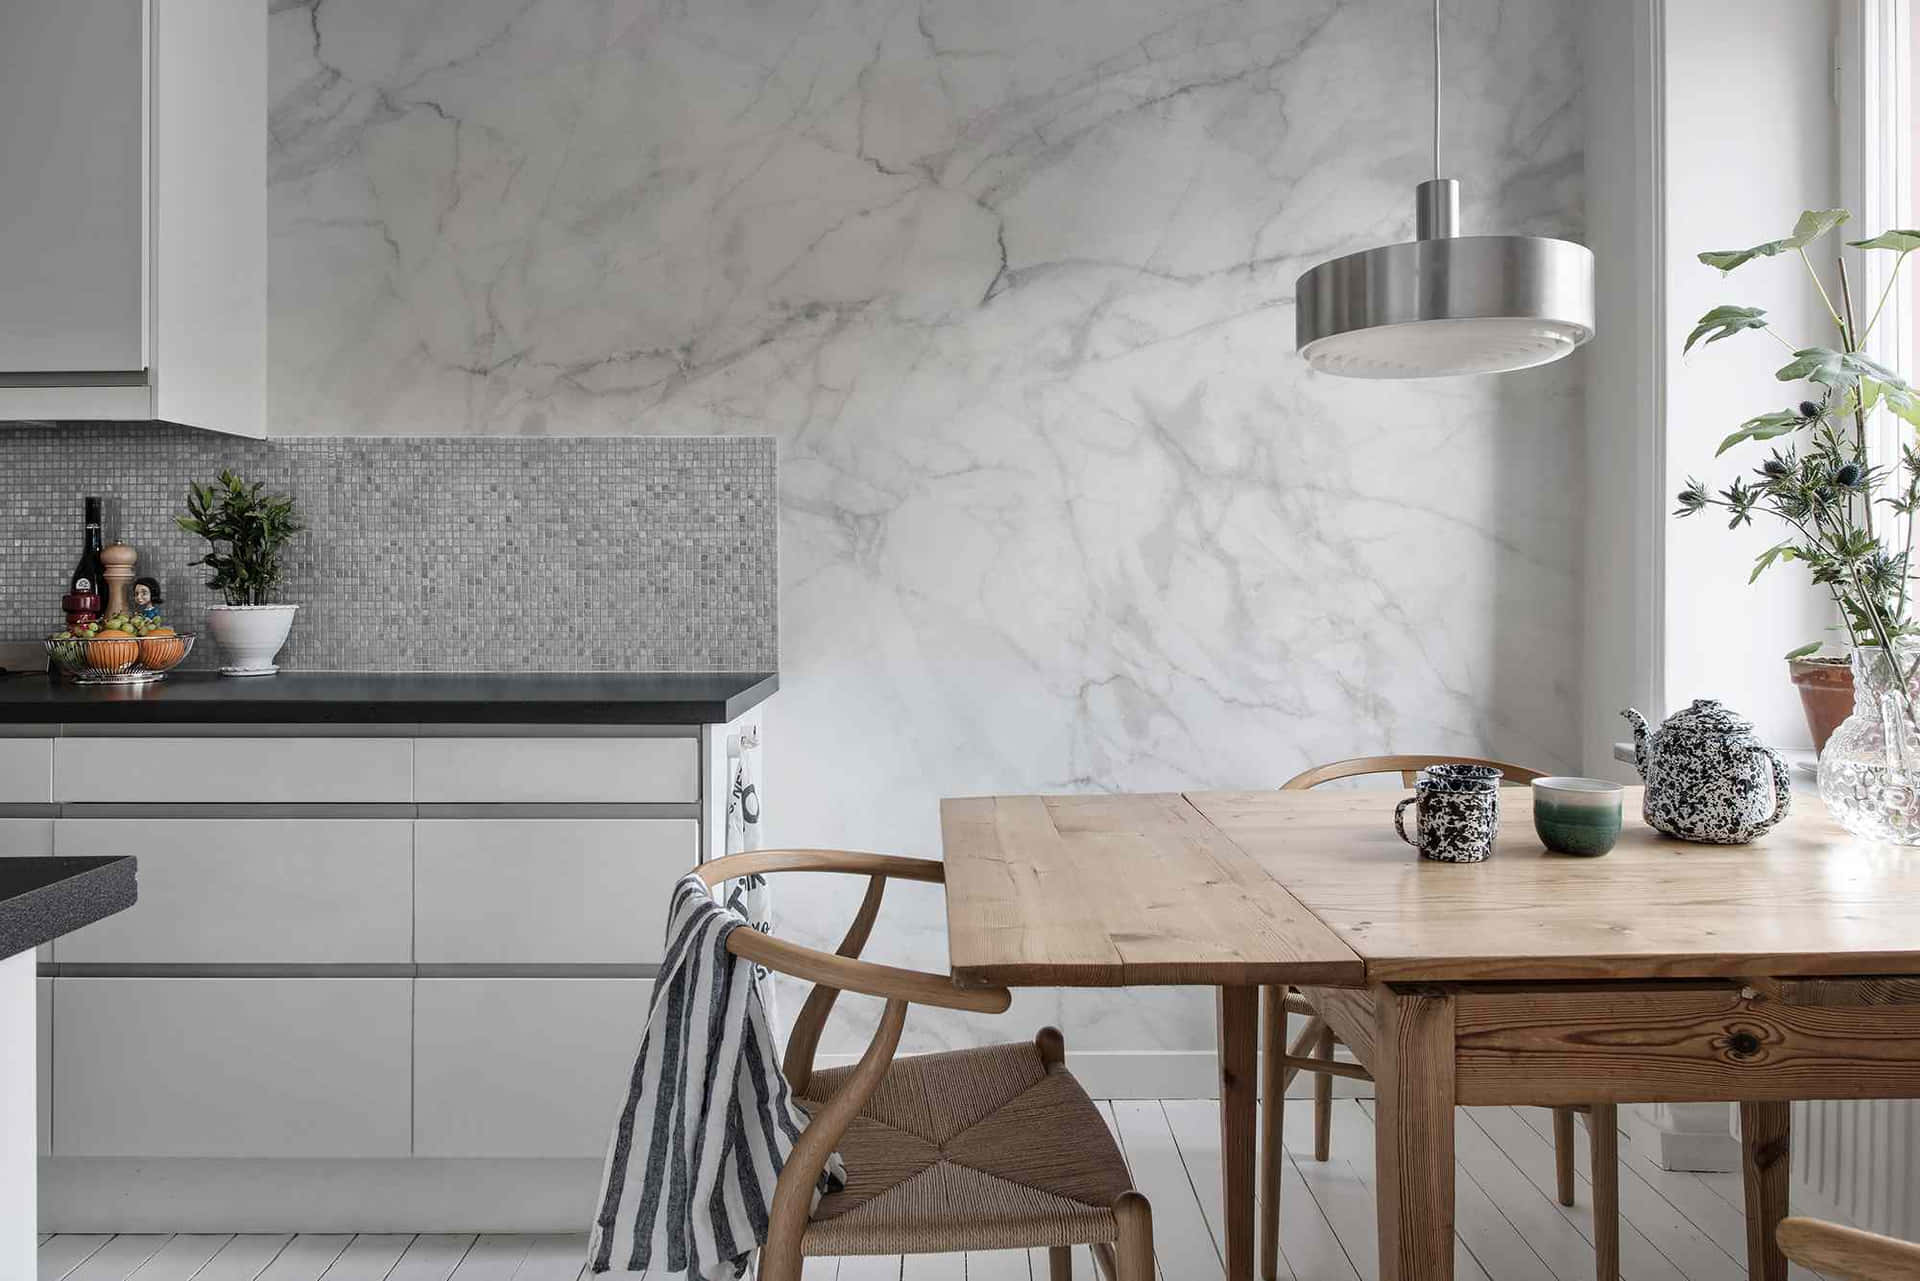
[1789,656,1853,755]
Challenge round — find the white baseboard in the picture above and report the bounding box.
[816,1049,1374,1102]
[1626,1102,1740,1174]
[41,1158,605,1233]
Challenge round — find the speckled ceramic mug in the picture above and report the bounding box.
[1531,776,1624,856]
[1394,765,1502,863]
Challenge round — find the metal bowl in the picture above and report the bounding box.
[45,633,196,684]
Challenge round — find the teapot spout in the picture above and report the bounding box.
[1621,708,1650,777]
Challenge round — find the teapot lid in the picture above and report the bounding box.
[1662,698,1753,735]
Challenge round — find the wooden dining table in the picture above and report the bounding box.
[940,786,1920,1281]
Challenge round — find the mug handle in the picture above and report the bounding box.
[1394,795,1420,846]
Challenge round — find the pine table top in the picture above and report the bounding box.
[941,786,1920,987]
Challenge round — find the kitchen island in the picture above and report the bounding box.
[1,856,136,1275]
[0,669,773,1231]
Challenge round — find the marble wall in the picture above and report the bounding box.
[269,0,1586,1060]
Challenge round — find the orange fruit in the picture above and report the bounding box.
[87,636,138,670]
[140,635,187,670]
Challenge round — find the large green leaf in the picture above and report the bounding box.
[1750,541,1798,584]
[1700,208,1852,272]
[1716,410,1802,456]
[1865,377,1920,427]
[1847,229,1920,252]
[1774,346,1907,391]
[1684,305,1768,354]
[1784,641,1823,660]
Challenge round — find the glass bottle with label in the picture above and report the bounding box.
[69,496,105,604]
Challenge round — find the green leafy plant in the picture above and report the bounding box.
[1676,209,1920,715]
[175,470,303,606]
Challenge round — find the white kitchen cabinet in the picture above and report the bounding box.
[414,818,693,964]
[0,0,142,373]
[31,712,762,1225]
[0,740,52,804]
[54,819,413,963]
[0,820,51,859]
[413,978,652,1157]
[55,737,413,804]
[413,736,698,804]
[0,0,265,434]
[53,978,411,1157]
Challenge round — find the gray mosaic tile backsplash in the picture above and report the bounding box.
[0,425,776,672]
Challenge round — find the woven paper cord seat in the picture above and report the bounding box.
[799,1039,1133,1256]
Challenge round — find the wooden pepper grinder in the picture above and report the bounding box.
[101,543,137,618]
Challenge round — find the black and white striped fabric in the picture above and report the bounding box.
[589,873,843,1278]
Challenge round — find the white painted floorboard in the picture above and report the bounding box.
[36,1101,1831,1280]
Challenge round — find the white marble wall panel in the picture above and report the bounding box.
[269,0,1587,1054]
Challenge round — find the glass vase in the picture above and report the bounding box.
[1817,640,1920,844]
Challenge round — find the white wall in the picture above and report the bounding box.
[1580,0,1663,780]
[1661,0,1841,749]
[268,0,1588,1067]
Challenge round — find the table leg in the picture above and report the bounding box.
[1589,1104,1619,1281]
[1742,1101,1790,1281]
[1375,985,1454,1281]
[1218,985,1258,1281]
[1258,986,1283,1281]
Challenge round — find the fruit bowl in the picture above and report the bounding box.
[45,632,195,684]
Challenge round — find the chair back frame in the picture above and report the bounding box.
[1281,754,1546,790]
[692,849,1012,1281]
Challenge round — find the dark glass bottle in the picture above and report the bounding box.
[69,497,105,601]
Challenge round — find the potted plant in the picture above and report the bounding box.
[1675,208,1920,840]
[176,470,303,676]
[1787,649,1853,754]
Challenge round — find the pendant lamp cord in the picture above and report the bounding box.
[1431,0,1441,179]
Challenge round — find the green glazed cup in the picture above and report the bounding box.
[1531,777,1625,856]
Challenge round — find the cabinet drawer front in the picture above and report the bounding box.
[53,977,411,1157]
[415,819,692,964]
[414,978,651,1157]
[0,739,53,804]
[54,819,412,963]
[413,737,696,804]
[55,737,413,804]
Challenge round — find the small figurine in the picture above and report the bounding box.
[132,577,164,621]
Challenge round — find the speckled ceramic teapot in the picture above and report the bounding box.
[1621,699,1792,844]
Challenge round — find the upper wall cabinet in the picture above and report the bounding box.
[0,0,265,436]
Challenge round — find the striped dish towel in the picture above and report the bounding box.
[589,874,844,1278]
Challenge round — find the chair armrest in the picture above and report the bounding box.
[727,927,1011,1014]
[1778,1217,1920,1280]
[698,848,946,886]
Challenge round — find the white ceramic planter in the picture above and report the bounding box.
[204,604,298,676]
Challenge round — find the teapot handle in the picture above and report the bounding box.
[1749,745,1793,837]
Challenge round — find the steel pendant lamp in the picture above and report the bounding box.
[1295,0,1594,379]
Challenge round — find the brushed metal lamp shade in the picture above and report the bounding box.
[1294,0,1596,380]
[1295,211,1596,379]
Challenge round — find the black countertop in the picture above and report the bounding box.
[0,857,137,961]
[0,671,777,726]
